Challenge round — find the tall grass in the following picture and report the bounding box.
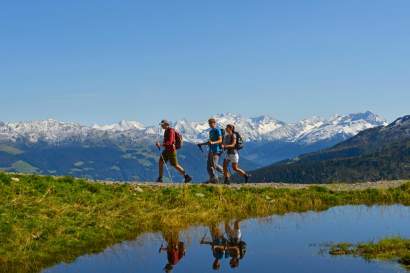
[1,173,410,273]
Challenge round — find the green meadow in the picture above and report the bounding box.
[1,172,410,273]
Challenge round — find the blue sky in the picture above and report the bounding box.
[1,0,409,125]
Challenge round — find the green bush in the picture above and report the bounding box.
[0,172,11,185]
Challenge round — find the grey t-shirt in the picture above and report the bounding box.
[223,134,237,154]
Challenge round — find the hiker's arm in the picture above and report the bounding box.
[214,245,225,251]
[227,246,240,255]
[198,141,209,146]
[224,136,236,149]
[210,136,222,145]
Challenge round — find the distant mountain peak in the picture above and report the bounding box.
[249,114,410,183]
[345,111,386,123]
[0,111,388,145]
[92,120,145,131]
[387,115,410,129]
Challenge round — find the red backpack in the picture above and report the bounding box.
[174,130,183,150]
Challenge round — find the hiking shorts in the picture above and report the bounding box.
[225,152,239,164]
[161,151,178,166]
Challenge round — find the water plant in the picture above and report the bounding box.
[330,237,410,270]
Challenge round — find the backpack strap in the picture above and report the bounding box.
[217,128,222,137]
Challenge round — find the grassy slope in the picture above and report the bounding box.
[1,173,410,273]
[330,237,410,269]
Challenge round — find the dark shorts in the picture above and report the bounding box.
[161,151,178,166]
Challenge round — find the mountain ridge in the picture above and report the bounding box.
[248,115,410,183]
[0,111,386,145]
[0,111,388,182]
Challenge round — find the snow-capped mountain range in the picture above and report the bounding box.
[0,111,387,145]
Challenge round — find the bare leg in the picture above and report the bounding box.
[223,159,230,179]
[225,220,233,237]
[234,220,240,230]
[158,158,164,178]
[171,163,186,177]
[232,163,246,177]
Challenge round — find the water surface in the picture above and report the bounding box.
[44,205,410,273]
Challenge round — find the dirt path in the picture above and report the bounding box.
[98,180,409,191]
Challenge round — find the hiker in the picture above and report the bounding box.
[156,120,192,183]
[198,118,224,183]
[200,224,227,270]
[159,230,186,273]
[225,220,247,269]
[222,124,249,184]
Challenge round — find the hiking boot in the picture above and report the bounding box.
[224,177,230,185]
[244,174,250,183]
[208,178,218,184]
[156,177,163,183]
[184,175,192,183]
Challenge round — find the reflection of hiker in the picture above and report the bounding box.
[225,220,247,269]
[156,120,192,183]
[200,225,227,270]
[198,118,224,183]
[222,124,249,184]
[159,231,186,273]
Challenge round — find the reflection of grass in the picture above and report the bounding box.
[1,173,410,273]
[330,237,410,270]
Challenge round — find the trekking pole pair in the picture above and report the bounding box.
[197,143,232,181]
[157,126,173,183]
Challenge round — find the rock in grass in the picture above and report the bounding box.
[11,177,20,182]
[134,186,143,193]
[195,193,205,198]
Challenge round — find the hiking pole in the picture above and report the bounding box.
[200,232,208,244]
[157,127,173,183]
[197,143,204,153]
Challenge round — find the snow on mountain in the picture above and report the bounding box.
[0,111,387,145]
[92,120,145,131]
[0,119,88,143]
[388,115,410,128]
[173,112,386,143]
[294,111,387,144]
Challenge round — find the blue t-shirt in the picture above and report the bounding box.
[209,128,222,154]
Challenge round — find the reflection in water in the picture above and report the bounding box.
[159,230,186,272]
[200,220,247,270]
[43,205,410,273]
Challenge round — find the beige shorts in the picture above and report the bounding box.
[225,152,239,164]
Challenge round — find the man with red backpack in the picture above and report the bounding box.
[159,230,186,273]
[156,120,192,183]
